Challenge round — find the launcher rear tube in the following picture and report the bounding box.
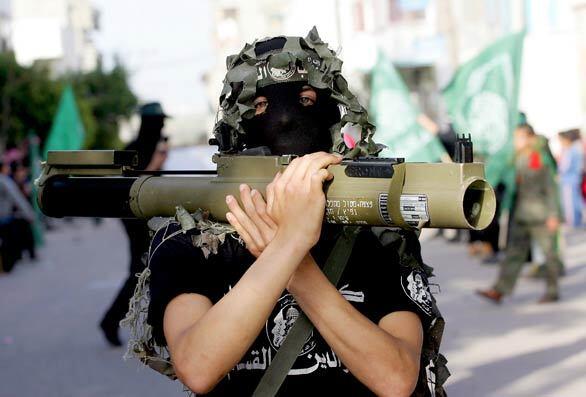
[40,176,136,218]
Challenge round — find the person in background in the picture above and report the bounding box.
[524,131,566,278]
[477,124,563,304]
[0,160,36,272]
[558,129,584,228]
[10,160,36,260]
[99,102,169,346]
[1,160,10,175]
[11,161,31,198]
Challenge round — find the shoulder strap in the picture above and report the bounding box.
[252,226,360,397]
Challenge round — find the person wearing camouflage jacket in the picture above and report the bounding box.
[478,123,563,304]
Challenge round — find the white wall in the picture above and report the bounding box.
[7,0,97,71]
[519,32,583,137]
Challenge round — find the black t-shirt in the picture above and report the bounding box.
[147,222,435,396]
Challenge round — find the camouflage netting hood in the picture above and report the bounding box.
[211,27,382,158]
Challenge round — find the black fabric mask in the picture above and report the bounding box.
[242,83,339,155]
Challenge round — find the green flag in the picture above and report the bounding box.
[443,32,525,162]
[370,51,446,162]
[43,84,85,159]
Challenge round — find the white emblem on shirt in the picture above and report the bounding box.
[402,269,433,315]
[271,306,300,348]
[265,294,316,355]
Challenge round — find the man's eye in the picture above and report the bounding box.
[299,96,315,107]
[254,100,268,114]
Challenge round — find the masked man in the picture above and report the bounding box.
[124,28,448,396]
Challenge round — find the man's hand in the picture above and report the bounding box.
[226,152,341,256]
[226,184,278,257]
[265,152,341,250]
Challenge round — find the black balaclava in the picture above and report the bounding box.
[242,82,340,156]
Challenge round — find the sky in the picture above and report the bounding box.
[90,0,215,117]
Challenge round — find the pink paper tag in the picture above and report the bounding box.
[343,133,356,149]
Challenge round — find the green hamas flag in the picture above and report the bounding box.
[43,84,85,159]
[370,51,446,162]
[443,32,525,158]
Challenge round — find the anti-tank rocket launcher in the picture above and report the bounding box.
[36,137,496,230]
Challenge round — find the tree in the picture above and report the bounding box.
[0,52,61,148]
[68,59,137,149]
[0,52,137,151]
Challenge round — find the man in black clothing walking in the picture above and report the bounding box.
[99,102,169,346]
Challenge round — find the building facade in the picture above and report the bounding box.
[0,0,99,74]
[208,0,586,139]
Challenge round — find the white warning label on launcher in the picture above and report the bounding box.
[400,194,429,225]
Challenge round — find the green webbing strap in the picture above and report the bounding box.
[252,226,360,397]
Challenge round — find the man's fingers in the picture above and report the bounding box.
[251,189,278,230]
[226,212,259,254]
[310,169,334,192]
[226,194,265,248]
[271,170,282,184]
[244,187,276,240]
[289,152,320,181]
[266,171,281,214]
[279,156,303,185]
[295,152,342,182]
[305,153,342,179]
[240,184,265,225]
[268,170,287,217]
[278,152,340,189]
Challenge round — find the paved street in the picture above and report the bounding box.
[421,228,586,396]
[1,219,585,396]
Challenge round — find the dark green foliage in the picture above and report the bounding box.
[68,60,137,149]
[0,53,61,147]
[0,52,137,150]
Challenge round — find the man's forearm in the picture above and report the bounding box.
[288,256,421,396]
[171,235,307,391]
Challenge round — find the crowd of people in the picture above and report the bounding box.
[0,140,37,273]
